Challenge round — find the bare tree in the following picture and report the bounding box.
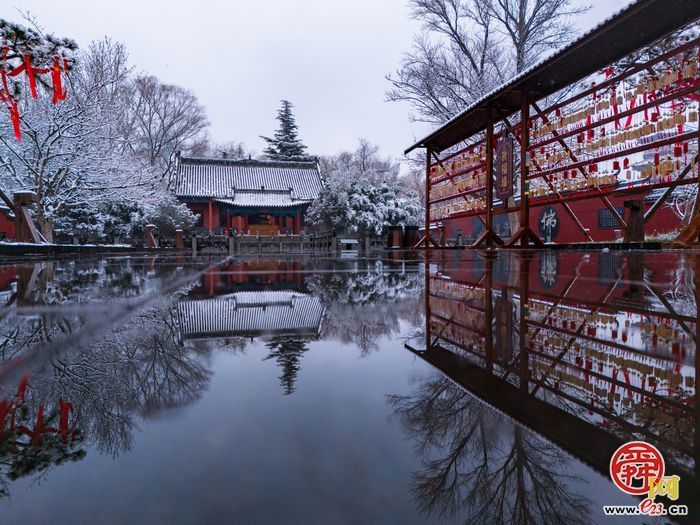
[388,374,592,524]
[387,0,507,125]
[387,0,588,124]
[486,0,589,73]
[201,140,255,160]
[122,75,209,186]
[399,165,427,206]
[319,139,400,183]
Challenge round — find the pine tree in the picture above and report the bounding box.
[260,100,310,160]
[263,338,309,395]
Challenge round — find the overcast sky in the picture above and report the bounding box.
[9,0,625,160]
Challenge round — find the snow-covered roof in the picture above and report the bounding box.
[175,156,323,207]
[215,189,309,209]
[405,0,700,154]
[177,291,325,340]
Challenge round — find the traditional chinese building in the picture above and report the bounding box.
[174,156,323,235]
[177,261,325,341]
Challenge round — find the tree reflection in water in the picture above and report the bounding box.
[389,376,591,525]
[0,257,425,498]
[264,338,310,395]
[308,261,422,356]
[0,261,213,495]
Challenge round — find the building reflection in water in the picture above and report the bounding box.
[399,250,698,524]
[178,260,325,394]
[0,256,423,499]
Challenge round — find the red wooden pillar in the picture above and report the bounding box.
[425,147,431,248]
[520,94,529,246]
[293,213,301,234]
[207,200,213,232]
[243,213,248,234]
[486,113,494,234]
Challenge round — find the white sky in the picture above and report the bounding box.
[7,0,626,160]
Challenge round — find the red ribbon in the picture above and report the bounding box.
[59,399,72,443]
[16,373,30,403]
[25,54,38,98]
[51,55,65,104]
[623,97,636,129]
[0,400,10,433]
[8,101,21,140]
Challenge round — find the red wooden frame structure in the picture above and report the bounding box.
[406,0,700,248]
[410,250,699,512]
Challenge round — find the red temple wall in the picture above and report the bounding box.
[0,209,15,240]
[443,191,681,244]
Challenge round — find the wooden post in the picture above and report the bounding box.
[503,94,543,248]
[145,224,158,249]
[486,112,494,235]
[191,234,198,256]
[425,147,431,248]
[474,113,506,248]
[13,191,42,244]
[485,256,494,372]
[520,94,529,247]
[425,253,431,350]
[175,229,184,250]
[519,256,530,393]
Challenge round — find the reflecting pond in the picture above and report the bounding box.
[0,251,697,524]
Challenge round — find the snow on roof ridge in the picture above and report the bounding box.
[179,155,318,169]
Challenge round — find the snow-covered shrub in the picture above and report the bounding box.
[141,194,197,239]
[306,167,422,236]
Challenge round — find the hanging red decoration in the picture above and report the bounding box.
[0,28,74,141]
[25,54,38,98]
[8,99,21,140]
[59,399,72,443]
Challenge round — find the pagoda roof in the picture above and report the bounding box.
[174,156,323,207]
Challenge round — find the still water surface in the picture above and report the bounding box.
[0,251,696,524]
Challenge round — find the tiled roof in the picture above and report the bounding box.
[215,190,304,209]
[177,291,325,340]
[174,156,323,206]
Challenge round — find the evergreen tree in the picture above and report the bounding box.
[263,338,309,395]
[260,100,310,160]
